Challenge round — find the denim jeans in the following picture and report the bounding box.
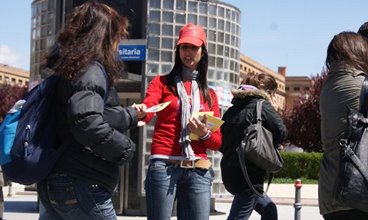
[37,172,117,220]
[254,195,278,220]
[227,189,277,220]
[145,159,214,220]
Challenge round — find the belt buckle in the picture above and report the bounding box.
[180,160,195,168]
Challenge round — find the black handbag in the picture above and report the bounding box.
[236,100,283,196]
[337,77,368,211]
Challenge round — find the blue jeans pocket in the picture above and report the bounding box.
[39,173,116,220]
[46,174,79,211]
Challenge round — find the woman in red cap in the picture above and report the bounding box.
[139,23,222,219]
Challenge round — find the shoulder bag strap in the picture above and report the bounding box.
[256,99,264,125]
[359,76,368,116]
[237,99,271,197]
[256,99,274,193]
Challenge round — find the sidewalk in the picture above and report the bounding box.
[1,183,321,220]
[268,183,318,206]
[6,182,319,206]
[215,183,318,207]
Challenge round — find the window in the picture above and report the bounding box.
[161,38,172,49]
[217,45,224,56]
[176,0,186,11]
[146,63,159,76]
[208,30,216,42]
[209,17,216,29]
[176,13,186,24]
[199,16,207,27]
[148,49,159,61]
[199,2,207,14]
[161,51,172,62]
[163,0,174,10]
[150,0,161,9]
[163,12,173,23]
[162,24,173,36]
[217,57,223,68]
[209,4,217,16]
[188,14,196,24]
[148,36,159,48]
[148,23,160,35]
[149,11,160,22]
[161,64,172,74]
[188,1,197,13]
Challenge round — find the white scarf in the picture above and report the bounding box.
[176,67,200,160]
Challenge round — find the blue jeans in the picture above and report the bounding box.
[145,159,214,220]
[37,172,117,220]
[227,189,277,220]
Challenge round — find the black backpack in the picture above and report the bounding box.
[0,61,109,185]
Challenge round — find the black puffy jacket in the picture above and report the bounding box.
[220,88,287,195]
[54,62,137,193]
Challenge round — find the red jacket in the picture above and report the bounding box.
[143,75,222,159]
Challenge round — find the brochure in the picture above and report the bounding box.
[190,111,224,140]
[145,101,171,113]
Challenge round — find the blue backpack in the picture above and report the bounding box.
[0,62,109,185]
[0,75,60,185]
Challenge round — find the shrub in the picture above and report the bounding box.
[281,71,327,152]
[275,152,322,180]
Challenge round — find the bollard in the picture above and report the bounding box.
[7,181,12,197]
[294,179,302,220]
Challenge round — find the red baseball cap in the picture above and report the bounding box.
[177,23,207,47]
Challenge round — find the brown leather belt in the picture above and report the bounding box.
[164,159,212,169]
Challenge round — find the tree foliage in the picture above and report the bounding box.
[281,71,327,152]
[0,85,27,123]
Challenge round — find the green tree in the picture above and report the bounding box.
[281,71,327,152]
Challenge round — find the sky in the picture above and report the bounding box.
[1,1,368,76]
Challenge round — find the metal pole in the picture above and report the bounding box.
[294,179,302,220]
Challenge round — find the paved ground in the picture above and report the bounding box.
[1,183,323,220]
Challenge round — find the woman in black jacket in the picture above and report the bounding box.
[37,2,145,220]
[220,73,287,220]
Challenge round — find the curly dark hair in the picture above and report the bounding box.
[43,2,128,83]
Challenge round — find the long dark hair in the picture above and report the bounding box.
[43,2,128,83]
[326,31,368,73]
[166,44,212,107]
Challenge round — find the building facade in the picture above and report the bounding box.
[285,76,312,111]
[239,54,286,110]
[0,64,29,87]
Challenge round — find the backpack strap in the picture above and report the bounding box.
[93,61,110,103]
[237,99,273,197]
[341,76,368,183]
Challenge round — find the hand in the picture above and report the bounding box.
[131,103,147,119]
[137,121,146,127]
[188,114,209,137]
